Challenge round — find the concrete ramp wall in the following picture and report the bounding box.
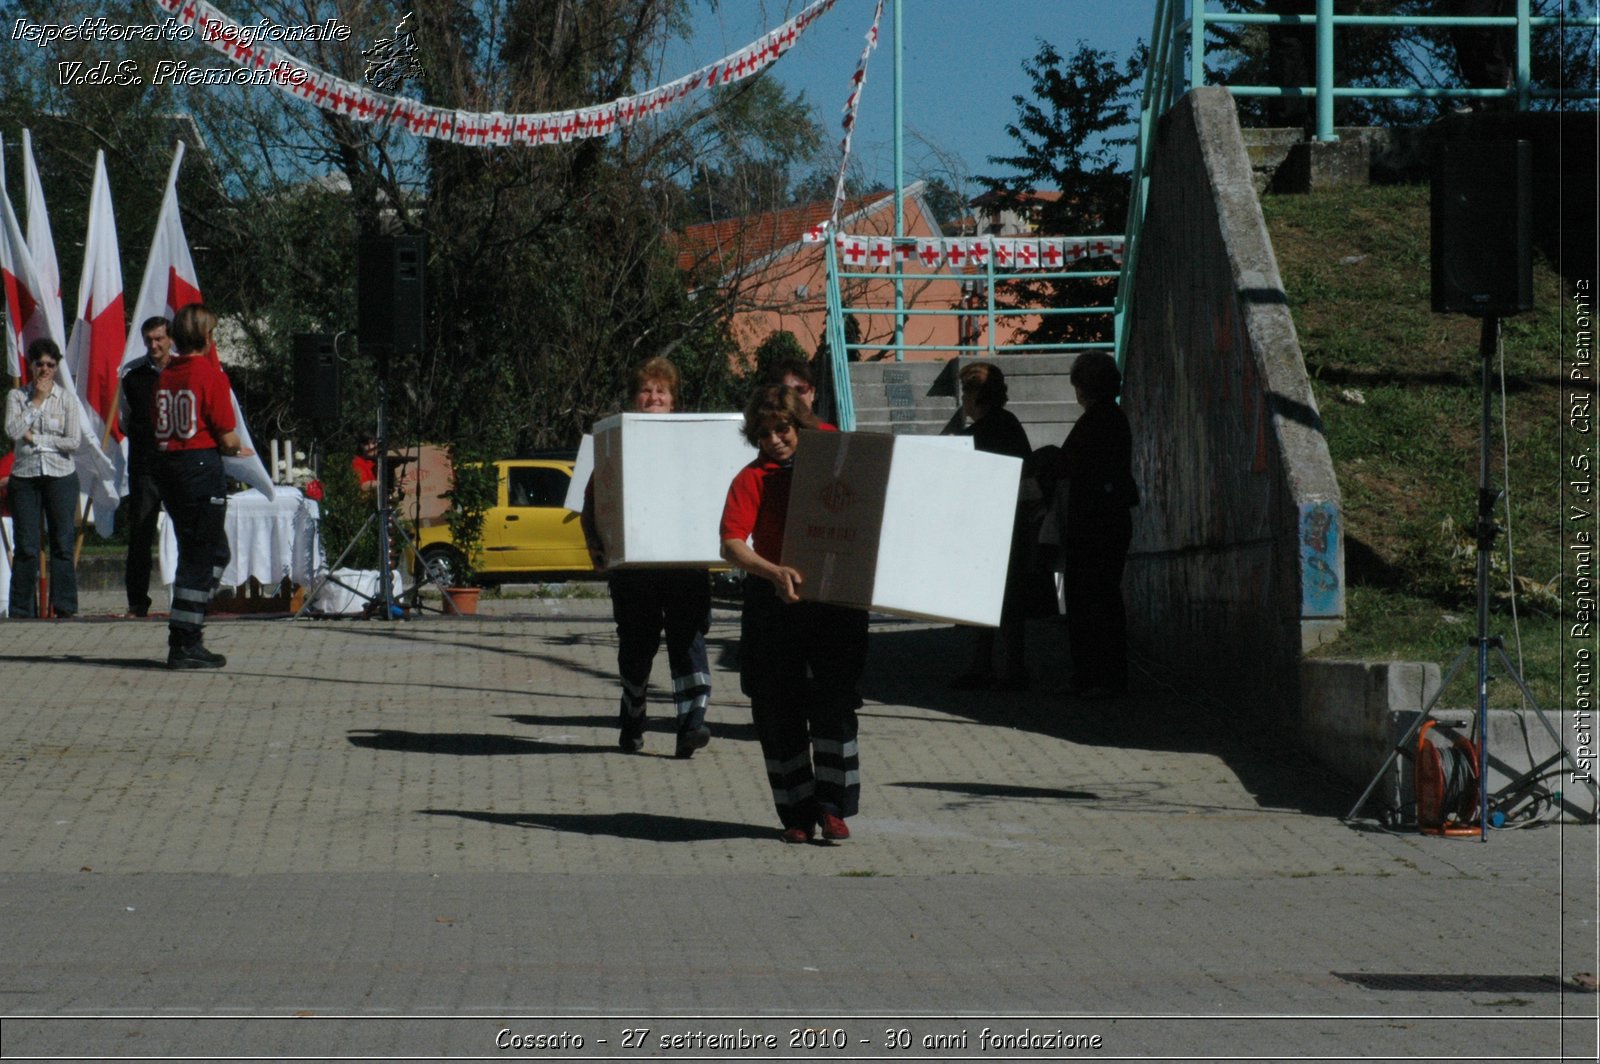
[1122,88,1344,726]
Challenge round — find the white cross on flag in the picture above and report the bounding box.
[867,237,893,269]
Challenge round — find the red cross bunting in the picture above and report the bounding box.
[869,239,893,267]
[1041,242,1063,268]
[895,242,915,263]
[918,242,943,267]
[968,241,989,266]
[945,241,966,267]
[561,113,578,138]
[843,237,867,265]
[1090,240,1112,257]
[1016,243,1037,268]
[994,243,1012,267]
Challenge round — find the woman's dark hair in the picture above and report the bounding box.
[171,304,218,355]
[26,337,61,363]
[1069,350,1122,403]
[765,357,815,390]
[741,384,819,447]
[958,361,1008,410]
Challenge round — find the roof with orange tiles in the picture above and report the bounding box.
[673,182,932,277]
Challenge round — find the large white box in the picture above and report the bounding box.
[780,430,1020,627]
[592,413,755,567]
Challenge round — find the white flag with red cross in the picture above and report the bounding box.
[992,239,1015,270]
[942,239,968,269]
[1013,239,1040,270]
[866,237,893,270]
[22,130,66,348]
[915,239,944,269]
[839,235,869,269]
[966,239,990,268]
[64,151,127,532]
[121,142,274,499]
[802,220,829,244]
[0,134,61,378]
[894,240,915,267]
[2,159,119,529]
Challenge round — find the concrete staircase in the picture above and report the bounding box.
[847,353,1084,452]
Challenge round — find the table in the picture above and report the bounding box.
[160,487,322,590]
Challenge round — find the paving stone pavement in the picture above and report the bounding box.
[0,590,1595,1062]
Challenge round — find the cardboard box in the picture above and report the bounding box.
[781,430,1020,626]
[562,434,594,513]
[592,413,755,566]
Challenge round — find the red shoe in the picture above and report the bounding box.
[781,826,812,844]
[819,813,850,841]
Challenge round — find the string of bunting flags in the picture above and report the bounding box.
[150,0,843,146]
[815,233,1127,271]
[823,0,885,235]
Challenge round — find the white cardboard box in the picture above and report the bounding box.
[780,430,1020,627]
[562,434,594,513]
[592,412,755,567]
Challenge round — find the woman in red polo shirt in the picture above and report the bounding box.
[720,385,868,845]
[155,304,253,669]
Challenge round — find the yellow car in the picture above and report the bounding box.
[412,458,594,585]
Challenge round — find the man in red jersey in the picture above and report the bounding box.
[155,304,253,669]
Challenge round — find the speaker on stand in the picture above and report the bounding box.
[1430,140,1532,317]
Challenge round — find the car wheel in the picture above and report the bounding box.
[419,545,468,587]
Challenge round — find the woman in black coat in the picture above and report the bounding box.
[1057,351,1139,699]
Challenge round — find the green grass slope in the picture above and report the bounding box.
[1262,183,1569,707]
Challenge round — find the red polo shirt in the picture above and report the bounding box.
[155,354,235,453]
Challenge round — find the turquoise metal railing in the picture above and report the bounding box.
[826,0,1596,425]
[822,233,1121,429]
[1113,0,1599,368]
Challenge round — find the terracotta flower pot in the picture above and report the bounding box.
[445,586,481,616]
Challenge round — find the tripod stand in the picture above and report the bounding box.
[1344,315,1597,837]
[297,376,458,618]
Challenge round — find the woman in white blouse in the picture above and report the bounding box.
[5,338,81,618]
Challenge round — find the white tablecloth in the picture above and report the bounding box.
[160,487,322,589]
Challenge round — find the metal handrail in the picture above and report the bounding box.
[1113,0,1598,368]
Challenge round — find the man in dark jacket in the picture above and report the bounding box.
[120,316,172,617]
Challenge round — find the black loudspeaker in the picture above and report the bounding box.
[1431,140,1532,316]
[358,234,426,356]
[292,333,341,420]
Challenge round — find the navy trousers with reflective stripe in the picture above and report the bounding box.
[740,578,867,828]
[609,569,712,732]
[156,449,230,648]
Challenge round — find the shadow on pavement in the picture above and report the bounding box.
[864,619,1353,819]
[4,653,169,670]
[500,713,758,744]
[424,808,774,842]
[889,781,1101,803]
[348,729,613,756]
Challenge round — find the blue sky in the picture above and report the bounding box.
[670,0,1159,194]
